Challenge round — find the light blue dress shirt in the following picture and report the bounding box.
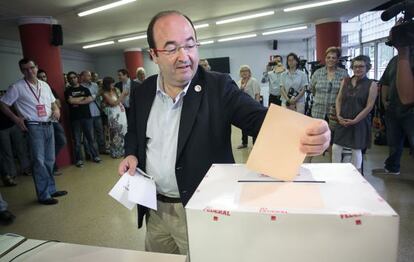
[146,75,190,197]
[82,82,101,117]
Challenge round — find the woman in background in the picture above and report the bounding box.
[332,55,378,171]
[101,77,128,158]
[280,53,308,113]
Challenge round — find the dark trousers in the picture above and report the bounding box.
[72,119,99,162]
[269,94,282,106]
[384,111,414,172]
[53,122,66,170]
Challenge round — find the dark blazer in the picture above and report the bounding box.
[115,79,141,106]
[125,66,267,228]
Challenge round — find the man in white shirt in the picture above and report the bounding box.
[0,58,67,205]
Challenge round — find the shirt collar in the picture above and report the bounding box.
[156,74,191,100]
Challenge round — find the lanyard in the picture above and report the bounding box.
[25,79,41,103]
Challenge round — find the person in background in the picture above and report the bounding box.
[310,47,349,159]
[280,53,308,114]
[236,64,261,149]
[37,69,67,176]
[65,71,101,167]
[199,59,211,71]
[91,72,99,83]
[0,106,31,186]
[373,46,414,176]
[135,67,146,84]
[63,73,70,89]
[115,69,140,118]
[80,70,107,155]
[101,77,128,158]
[332,55,378,172]
[0,58,67,205]
[266,55,285,106]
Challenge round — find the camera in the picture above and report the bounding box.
[285,87,299,106]
[381,0,414,47]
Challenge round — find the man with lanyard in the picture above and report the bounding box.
[80,70,106,155]
[118,10,330,256]
[115,68,140,119]
[0,58,67,205]
[37,69,67,176]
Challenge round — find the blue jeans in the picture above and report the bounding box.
[27,124,57,201]
[384,111,414,172]
[0,193,7,211]
[72,118,99,162]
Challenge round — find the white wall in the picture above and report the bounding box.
[0,38,96,90]
[94,51,159,80]
[199,39,311,81]
[94,53,124,80]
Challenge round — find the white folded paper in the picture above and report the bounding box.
[109,168,157,210]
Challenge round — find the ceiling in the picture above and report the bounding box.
[0,0,389,54]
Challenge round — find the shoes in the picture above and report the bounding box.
[3,176,17,187]
[51,190,68,198]
[53,168,63,176]
[38,198,58,205]
[93,157,102,163]
[75,161,84,168]
[0,210,16,225]
[237,144,247,149]
[21,169,32,176]
[100,149,110,155]
[372,168,400,176]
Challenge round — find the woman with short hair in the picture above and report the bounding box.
[332,55,378,171]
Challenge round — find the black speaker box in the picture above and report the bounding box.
[51,24,63,46]
[272,40,278,50]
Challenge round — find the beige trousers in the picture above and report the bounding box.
[145,200,189,256]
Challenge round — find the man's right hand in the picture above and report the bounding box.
[118,155,138,176]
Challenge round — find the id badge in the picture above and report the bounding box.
[36,104,47,117]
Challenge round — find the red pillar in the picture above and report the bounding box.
[315,21,341,62]
[123,48,144,80]
[18,17,72,167]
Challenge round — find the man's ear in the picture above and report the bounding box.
[149,49,158,64]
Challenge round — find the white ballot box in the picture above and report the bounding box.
[185,163,399,262]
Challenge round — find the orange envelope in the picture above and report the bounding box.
[246,104,319,181]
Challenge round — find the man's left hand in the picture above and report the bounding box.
[300,120,330,156]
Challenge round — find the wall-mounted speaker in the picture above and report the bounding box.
[272,40,278,50]
[51,24,63,46]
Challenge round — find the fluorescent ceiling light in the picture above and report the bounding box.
[199,40,214,45]
[216,11,274,25]
[78,0,137,17]
[284,0,350,12]
[194,23,209,29]
[262,25,308,35]
[83,41,115,49]
[118,34,147,42]
[218,34,257,42]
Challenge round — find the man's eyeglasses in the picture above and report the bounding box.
[153,42,200,56]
